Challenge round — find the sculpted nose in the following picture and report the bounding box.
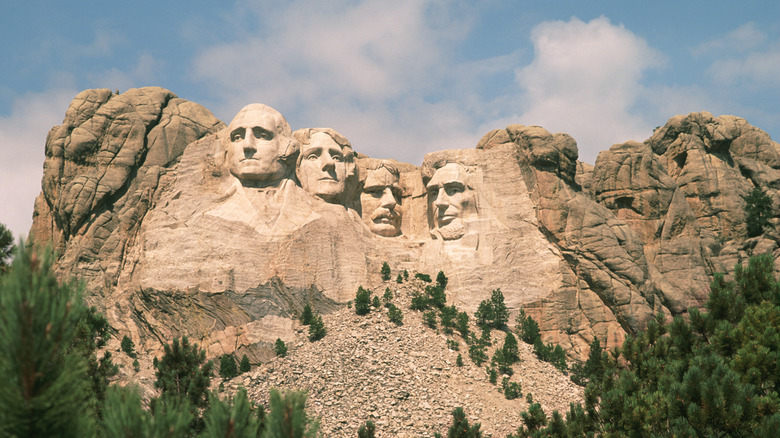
[433,189,448,208]
[380,188,396,208]
[321,153,335,170]
[242,137,257,155]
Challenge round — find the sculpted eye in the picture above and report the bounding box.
[446,185,464,195]
[253,127,273,140]
[331,153,344,162]
[307,154,319,160]
[230,129,245,142]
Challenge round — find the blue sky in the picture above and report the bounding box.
[1,0,779,239]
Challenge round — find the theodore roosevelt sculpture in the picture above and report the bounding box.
[360,161,402,237]
[294,128,356,206]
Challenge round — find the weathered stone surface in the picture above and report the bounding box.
[31,92,780,369]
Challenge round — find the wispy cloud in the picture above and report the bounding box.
[513,16,664,163]
[0,88,77,239]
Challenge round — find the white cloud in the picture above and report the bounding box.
[708,43,780,89]
[190,0,484,164]
[0,88,77,240]
[88,53,161,91]
[692,22,767,55]
[513,16,664,163]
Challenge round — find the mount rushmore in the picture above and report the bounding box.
[29,87,780,361]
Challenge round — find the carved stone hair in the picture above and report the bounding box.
[293,127,354,163]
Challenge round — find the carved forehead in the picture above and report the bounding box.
[294,128,352,151]
[427,162,469,189]
[364,166,399,188]
[228,104,290,135]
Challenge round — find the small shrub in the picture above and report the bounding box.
[396,273,403,284]
[383,287,393,305]
[403,269,409,281]
[415,273,432,283]
[388,304,403,326]
[308,314,326,342]
[745,186,773,237]
[533,339,567,372]
[447,339,460,351]
[479,326,492,347]
[274,338,287,357]
[492,349,514,376]
[219,354,239,379]
[424,310,438,328]
[436,271,448,289]
[440,305,458,334]
[456,311,469,339]
[239,354,251,373]
[487,366,498,384]
[358,420,376,438]
[502,377,522,400]
[410,292,429,311]
[427,285,446,309]
[300,303,314,325]
[516,308,541,345]
[468,333,488,366]
[132,359,140,372]
[447,407,482,437]
[381,262,391,281]
[347,300,352,308]
[121,335,136,358]
[475,300,493,329]
[355,286,372,315]
[456,354,464,367]
[372,295,381,309]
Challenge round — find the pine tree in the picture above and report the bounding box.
[121,334,136,357]
[355,286,372,315]
[381,262,391,281]
[515,308,541,345]
[358,420,376,438]
[219,354,239,379]
[308,314,326,342]
[456,311,470,339]
[0,244,93,437]
[446,407,482,437]
[275,338,288,357]
[239,354,251,373]
[300,303,314,325]
[263,389,319,437]
[490,289,509,329]
[102,385,193,438]
[201,388,262,438]
[388,304,403,326]
[396,273,403,284]
[436,271,448,289]
[475,300,493,329]
[744,186,773,237]
[0,222,14,272]
[153,336,214,409]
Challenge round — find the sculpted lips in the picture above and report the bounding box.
[372,209,398,224]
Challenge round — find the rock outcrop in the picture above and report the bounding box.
[31,89,780,365]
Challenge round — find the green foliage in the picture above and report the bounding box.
[415,273,432,283]
[355,286,372,315]
[447,339,460,351]
[308,314,326,342]
[202,388,264,438]
[474,290,508,329]
[436,271,448,289]
[403,269,409,281]
[121,334,136,357]
[474,300,493,328]
[132,358,140,372]
[383,287,393,305]
[501,332,519,364]
[275,339,288,358]
[487,366,497,384]
[153,336,214,409]
[240,354,251,373]
[446,407,482,437]
[456,354,464,367]
[515,308,541,345]
[440,305,458,334]
[424,310,438,328]
[427,285,447,309]
[502,377,522,400]
[396,273,403,284]
[357,419,376,438]
[300,303,314,326]
[76,305,119,419]
[220,354,239,379]
[456,311,469,339]
[520,254,780,436]
[0,222,14,271]
[388,304,403,326]
[381,262,391,281]
[263,389,319,438]
[372,295,381,309]
[745,186,773,237]
[410,292,429,311]
[102,385,193,438]
[468,333,488,366]
[532,340,567,372]
[571,337,604,386]
[0,244,93,437]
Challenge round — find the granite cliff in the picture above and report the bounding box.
[30,87,780,365]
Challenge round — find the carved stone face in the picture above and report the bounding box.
[426,162,475,240]
[297,132,349,203]
[361,167,402,237]
[225,105,291,186]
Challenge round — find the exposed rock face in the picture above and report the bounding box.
[31,89,780,364]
